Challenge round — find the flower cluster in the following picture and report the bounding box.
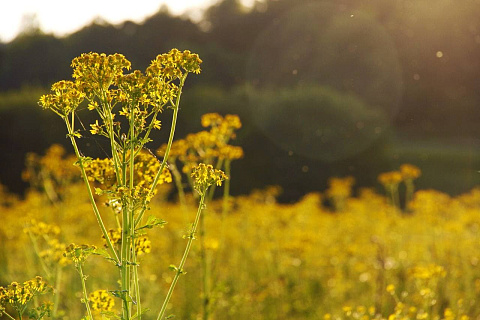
[89,289,115,312]
[84,150,172,201]
[131,150,172,198]
[40,49,202,156]
[378,164,422,210]
[103,228,122,247]
[38,80,85,117]
[134,235,152,255]
[146,48,202,79]
[377,171,403,187]
[326,176,355,212]
[191,163,228,195]
[71,52,131,97]
[84,158,116,188]
[202,113,242,140]
[23,220,72,276]
[63,243,97,266]
[380,264,450,320]
[0,277,51,313]
[39,238,71,267]
[24,219,60,237]
[400,164,421,180]
[409,264,446,280]
[116,69,177,112]
[378,164,422,187]
[22,144,80,201]
[157,113,243,177]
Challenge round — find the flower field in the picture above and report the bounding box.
[2,151,480,319]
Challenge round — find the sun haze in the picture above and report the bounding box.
[0,0,221,43]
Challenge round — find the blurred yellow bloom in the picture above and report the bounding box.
[400,164,421,180]
[89,289,115,312]
[378,171,403,186]
[386,284,396,294]
[135,235,152,255]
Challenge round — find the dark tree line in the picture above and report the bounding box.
[1,0,480,200]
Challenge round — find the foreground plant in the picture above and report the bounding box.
[0,276,53,320]
[38,50,227,319]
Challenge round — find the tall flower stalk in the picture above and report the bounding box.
[38,49,218,320]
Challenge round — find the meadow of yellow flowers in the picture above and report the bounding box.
[2,139,480,319]
[2,50,480,320]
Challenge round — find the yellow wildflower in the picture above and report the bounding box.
[400,163,421,180]
[89,289,115,312]
[63,243,97,265]
[134,235,152,255]
[191,163,228,195]
[38,80,85,117]
[377,171,403,186]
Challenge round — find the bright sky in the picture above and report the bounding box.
[0,0,254,43]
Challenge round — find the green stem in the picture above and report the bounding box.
[130,208,141,320]
[64,115,120,265]
[102,93,122,187]
[133,254,141,319]
[156,193,206,320]
[52,266,62,318]
[120,204,131,320]
[200,212,210,320]
[77,264,94,320]
[2,311,15,320]
[198,157,228,319]
[134,110,161,158]
[129,100,135,198]
[393,185,400,209]
[405,180,414,210]
[135,74,188,227]
[222,160,231,217]
[170,161,187,211]
[120,98,137,320]
[27,231,51,279]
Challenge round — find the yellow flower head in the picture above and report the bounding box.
[400,163,421,180]
[386,284,396,294]
[63,243,97,266]
[102,228,122,247]
[134,235,152,255]
[23,219,60,237]
[39,80,85,117]
[89,289,115,312]
[40,239,71,267]
[191,163,228,195]
[84,158,116,187]
[218,145,244,160]
[71,52,131,96]
[146,48,202,80]
[409,264,446,280]
[378,171,403,186]
[0,277,50,309]
[326,176,355,198]
[201,113,224,128]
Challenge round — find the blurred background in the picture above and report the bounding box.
[1,0,480,202]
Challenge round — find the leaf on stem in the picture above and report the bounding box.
[136,216,167,231]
